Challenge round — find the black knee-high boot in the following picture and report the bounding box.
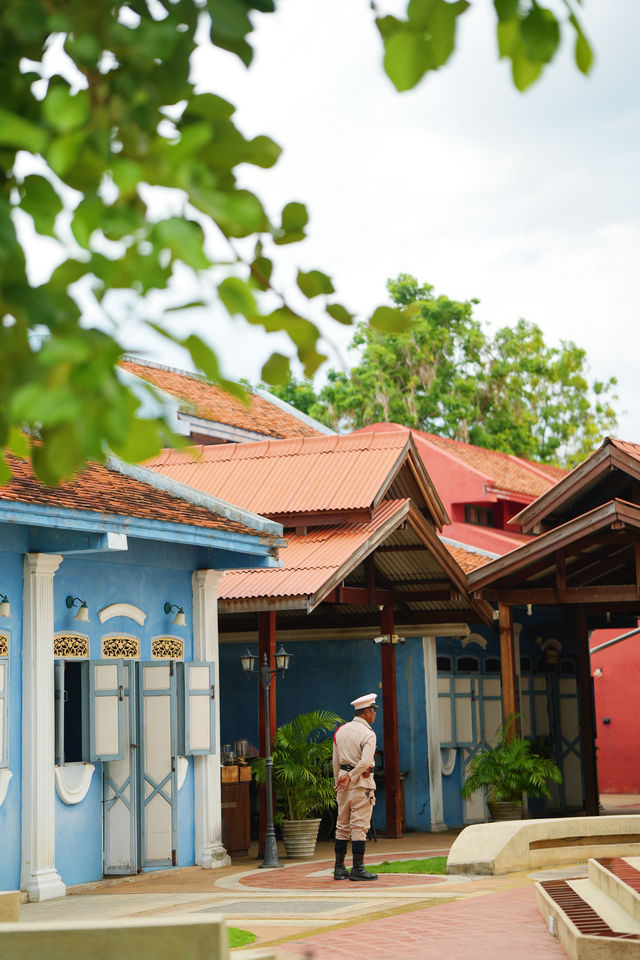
[350,840,378,881]
[333,839,350,879]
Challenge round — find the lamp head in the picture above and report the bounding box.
[0,595,10,618]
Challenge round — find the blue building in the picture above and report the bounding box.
[0,452,283,900]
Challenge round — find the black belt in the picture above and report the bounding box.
[340,764,355,771]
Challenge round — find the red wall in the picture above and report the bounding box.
[590,625,640,793]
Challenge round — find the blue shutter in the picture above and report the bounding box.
[84,660,125,762]
[0,656,8,769]
[182,662,216,756]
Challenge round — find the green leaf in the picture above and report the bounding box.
[186,93,235,121]
[18,175,63,237]
[369,306,410,333]
[0,451,11,486]
[182,334,222,382]
[262,352,291,386]
[521,5,560,64]
[429,0,470,68]
[494,0,518,22]
[249,256,273,290]
[42,85,90,133]
[382,29,433,92]
[571,15,594,75]
[218,276,257,317]
[47,131,86,177]
[326,303,354,325]
[0,108,47,153]
[152,218,210,270]
[6,427,29,459]
[297,269,335,299]
[207,0,253,40]
[193,187,267,237]
[108,416,164,464]
[274,201,309,244]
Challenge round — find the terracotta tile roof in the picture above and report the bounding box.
[219,499,411,604]
[0,452,266,538]
[120,359,322,439]
[441,541,493,573]
[418,432,566,498]
[608,437,640,461]
[146,432,413,517]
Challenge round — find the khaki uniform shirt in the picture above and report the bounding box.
[333,716,377,791]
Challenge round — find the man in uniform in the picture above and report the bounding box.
[332,693,378,881]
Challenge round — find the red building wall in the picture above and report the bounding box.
[590,624,640,794]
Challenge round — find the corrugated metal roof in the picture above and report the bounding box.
[147,433,411,515]
[219,499,410,605]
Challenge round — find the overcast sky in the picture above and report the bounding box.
[105,2,640,439]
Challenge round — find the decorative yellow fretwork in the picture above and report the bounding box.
[54,634,89,658]
[0,633,8,657]
[152,637,184,660]
[102,635,140,659]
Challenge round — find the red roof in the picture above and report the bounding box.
[440,521,531,555]
[0,452,269,539]
[352,423,565,500]
[146,432,439,520]
[120,359,322,440]
[219,499,411,607]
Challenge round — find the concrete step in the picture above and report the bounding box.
[536,872,640,959]
[589,857,640,924]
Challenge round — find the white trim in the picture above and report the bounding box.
[192,570,229,869]
[220,623,471,643]
[461,632,488,650]
[98,603,147,626]
[440,748,457,776]
[0,768,13,807]
[21,553,66,901]
[422,637,447,831]
[439,536,501,560]
[54,763,95,804]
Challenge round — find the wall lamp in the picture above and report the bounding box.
[164,602,186,627]
[66,596,89,622]
[0,594,10,618]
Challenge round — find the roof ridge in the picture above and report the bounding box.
[121,355,231,389]
[106,457,283,537]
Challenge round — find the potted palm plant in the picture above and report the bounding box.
[460,715,562,821]
[254,710,342,858]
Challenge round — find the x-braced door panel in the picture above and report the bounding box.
[139,662,178,869]
[104,663,138,875]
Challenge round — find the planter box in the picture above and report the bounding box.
[281,818,321,859]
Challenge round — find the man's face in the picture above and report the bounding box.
[365,706,377,725]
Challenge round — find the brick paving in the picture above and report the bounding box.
[276,887,567,960]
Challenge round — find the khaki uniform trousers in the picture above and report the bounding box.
[335,785,375,842]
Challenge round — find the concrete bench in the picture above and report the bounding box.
[447,815,640,876]
[0,891,20,922]
[0,914,276,960]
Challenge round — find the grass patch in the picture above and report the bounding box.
[228,927,257,948]
[368,856,448,875]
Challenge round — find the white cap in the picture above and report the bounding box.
[350,693,377,711]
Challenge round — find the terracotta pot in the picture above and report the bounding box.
[281,818,321,859]
[488,801,523,822]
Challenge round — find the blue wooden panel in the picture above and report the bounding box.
[183,662,216,757]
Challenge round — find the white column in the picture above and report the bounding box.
[192,569,230,869]
[422,636,447,832]
[21,553,66,901]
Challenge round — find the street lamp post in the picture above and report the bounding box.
[240,645,292,869]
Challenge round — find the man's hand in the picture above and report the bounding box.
[336,772,351,794]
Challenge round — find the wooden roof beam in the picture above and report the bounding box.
[475,585,640,605]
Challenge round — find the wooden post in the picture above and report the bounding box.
[576,607,599,816]
[380,606,402,838]
[498,603,519,738]
[257,610,277,855]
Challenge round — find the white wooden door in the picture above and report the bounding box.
[104,663,138,875]
[139,662,178,869]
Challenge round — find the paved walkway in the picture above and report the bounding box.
[19,832,574,959]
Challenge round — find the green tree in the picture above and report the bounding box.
[0,1,594,483]
[313,275,617,467]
